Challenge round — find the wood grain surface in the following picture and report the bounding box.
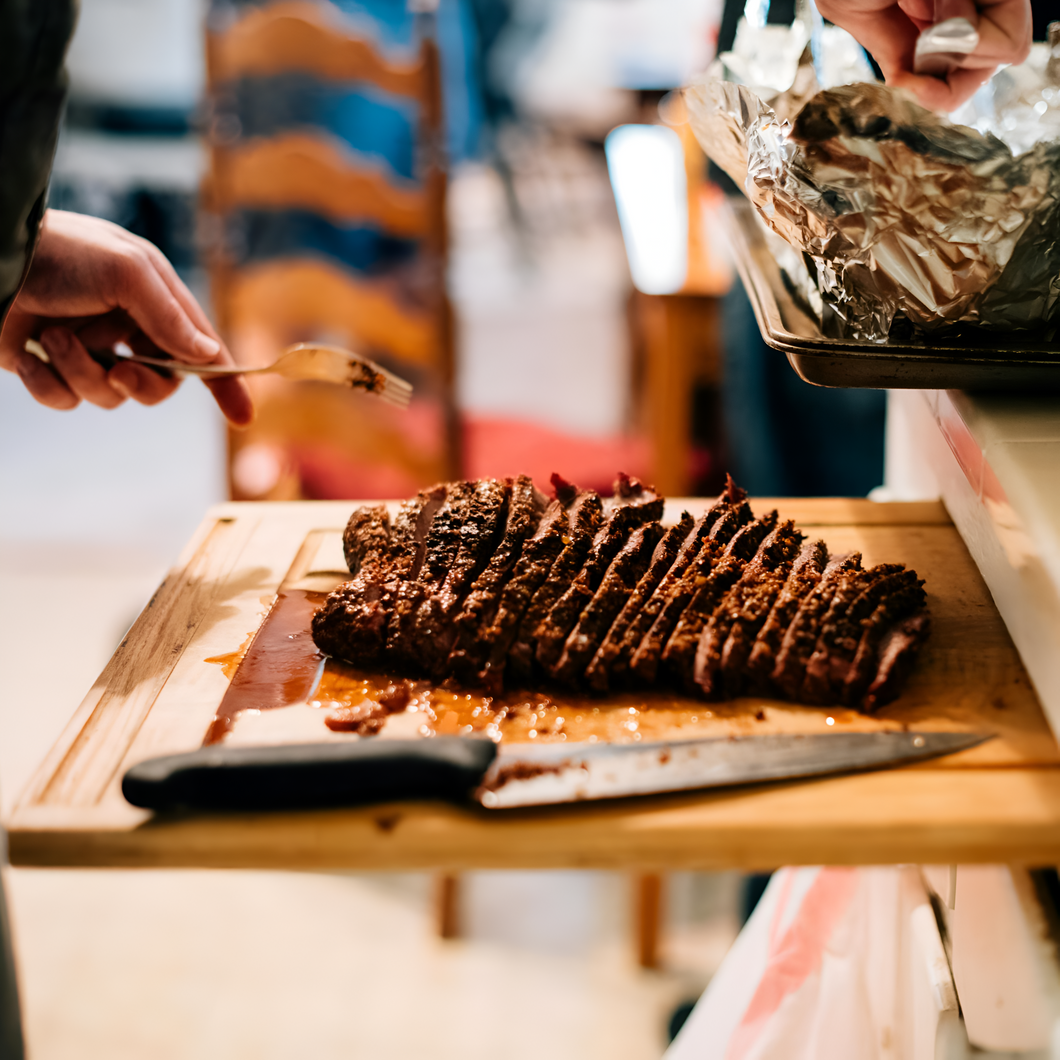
[9,498,1060,870]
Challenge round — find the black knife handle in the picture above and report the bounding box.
[122,738,498,812]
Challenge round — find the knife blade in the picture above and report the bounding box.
[122,730,990,813]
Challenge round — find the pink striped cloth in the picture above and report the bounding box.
[666,867,885,1060]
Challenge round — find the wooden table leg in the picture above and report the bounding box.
[635,872,665,969]
[434,872,461,939]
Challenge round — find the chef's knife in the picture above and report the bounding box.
[122,730,990,813]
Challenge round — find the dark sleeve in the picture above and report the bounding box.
[0,0,78,326]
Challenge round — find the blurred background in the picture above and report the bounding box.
[0,0,882,1055]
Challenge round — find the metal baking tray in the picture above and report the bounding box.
[723,197,1060,392]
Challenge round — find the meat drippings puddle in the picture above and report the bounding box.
[209,652,887,748]
[203,584,898,748]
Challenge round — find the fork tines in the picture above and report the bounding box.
[352,358,414,409]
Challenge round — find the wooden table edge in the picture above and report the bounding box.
[10,765,1060,871]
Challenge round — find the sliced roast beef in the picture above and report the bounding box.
[445,476,548,683]
[745,540,828,692]
[312,485,447,667]
[506,488,603,682]
[473,476,580,681]
[402,476,510,674]
[584,512,695,691]
[771,552,863,699]
[861,611,932,712]
[660,511,780,689]
[551,521,663,686]
[385,481,479,671]
[839,573,928,706]
[341,505,391,575]
[407,478,511,675]
[695,520,805,698]
[605,514,727,686]
[312,473,932,711]
[800,564,911,704]
[626,498,755,685]
[533,476,665,672]
[718,568,792,697]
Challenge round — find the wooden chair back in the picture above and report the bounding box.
[202,0,458,499]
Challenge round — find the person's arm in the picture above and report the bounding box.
[0,0,252,425]
[0,0,75,322]
[816,0,1033,111]
[1,211,253,425]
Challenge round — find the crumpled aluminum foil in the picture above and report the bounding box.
[685,31,1060,343]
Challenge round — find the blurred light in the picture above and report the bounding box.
[233,443,284,498]
[744,0,769,30]
[605,124,688,296]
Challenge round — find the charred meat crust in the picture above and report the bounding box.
[800,564,912,705]
[410,478,511,675]
[312,487,446,667]
[603,498,734,686]
[745,539,828,691]
[841,576,928,706]
[695,520,805,699]
[507,490,604,681]
[584,512,695,692]
[476,496,574,688]
[446,476,548,682]
[312,475,931,711]
[771,552,863,700]
[429,479,511,619]
[660,511,780,690]
[341,505,390,576]
[551,522,664,686]
[384,481,478,671]
[533,477,665,673]
[626,498,754,686]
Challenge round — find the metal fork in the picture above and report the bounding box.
[25,339,414,409]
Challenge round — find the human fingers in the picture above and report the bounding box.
[901,0,1030,80]
[69,309,182,404]
[121,317,254,426]
[135,239,218,334]
[108,360,182,406]
[972,0,1032,66]
[898,0,978,30]
[203,374,255,428]
[131,238,236,364]
[123,240,254,423]
[818,3,921,85]
[39,326,127,409]
[889,64,991,108]
[8,347,79,410]
[105,243,223,365]
[82,313,253,425]
[74,307,140,351]
[136,242,251,372]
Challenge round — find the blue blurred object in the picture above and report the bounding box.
[226,74,418,179]
[205,0,483,287]
[213,0,482,165]
[230,208,417,273]
[720,282,886,497]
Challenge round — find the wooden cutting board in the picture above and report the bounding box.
[9,497,1060,871]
